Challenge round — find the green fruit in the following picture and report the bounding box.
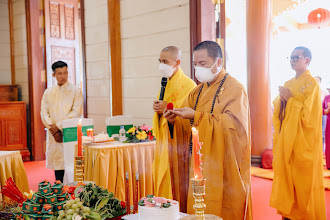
[66,215,72,220]
[83,207,90,212]
[86,212,102,220]
[75,198,80,202]
[72,204,78,209]
[67,209,74,215]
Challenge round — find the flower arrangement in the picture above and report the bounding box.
[125,125,155,143]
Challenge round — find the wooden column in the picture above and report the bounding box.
[190,0,215,80]
[80,0,88,118]
[26,0,47,160]
[8,0,15,85]
[247,0,272,158]
[108,0,122,116]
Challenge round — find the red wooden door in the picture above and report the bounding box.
[44,0,80,87]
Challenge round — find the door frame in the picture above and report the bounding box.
[25,0,87,160]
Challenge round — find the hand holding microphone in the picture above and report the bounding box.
[153,77,168,114]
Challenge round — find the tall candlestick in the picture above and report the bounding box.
[77,119,82,156]
[192,127,202,179]
[126,172,130,215]
[133,171,139,214]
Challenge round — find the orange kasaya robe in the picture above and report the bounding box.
[152,68,196,204]
[270,70,326,220]
[171,69,253,219]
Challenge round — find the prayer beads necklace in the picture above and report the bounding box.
[192,72,229,118]
[189,73,229,153]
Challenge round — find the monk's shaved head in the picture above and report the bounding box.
[158,46,181,77]
[161,46,181,60]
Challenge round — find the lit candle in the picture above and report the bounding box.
[77,119,82,156]
[86,128,93,138]
[192,127,202,179]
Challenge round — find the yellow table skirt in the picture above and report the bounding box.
[0,151,29,202]
[84,141,155,204]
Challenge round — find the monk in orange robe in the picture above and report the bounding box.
[152,46,196,205]
[164,41,252,219]
[270,46,326,220]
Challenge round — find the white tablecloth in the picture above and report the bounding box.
[122,212,189,220]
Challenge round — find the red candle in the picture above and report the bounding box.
[77,119,82,156]
[192,127,202,179]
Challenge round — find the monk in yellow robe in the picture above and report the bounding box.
[152,46,196,206]
[164,41,252,219]
[270,46,326,220]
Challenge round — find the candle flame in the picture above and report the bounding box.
[195,175,198,179]
[79,118,82,124]
[317,13,321,18]
[192,127,197,131]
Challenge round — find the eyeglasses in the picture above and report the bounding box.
[287,56,308,62]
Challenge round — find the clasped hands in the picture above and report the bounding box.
[325,103,330,114]
[278,86,292,102]
[49,124,63,143]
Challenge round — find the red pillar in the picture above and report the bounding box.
[246,0,272,159]
[26,0,47,160]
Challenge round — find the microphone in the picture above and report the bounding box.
[159,77,168,100]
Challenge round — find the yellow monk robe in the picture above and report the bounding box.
[152,68,196,201]
[270,70,326,220]
[171,69,252,219]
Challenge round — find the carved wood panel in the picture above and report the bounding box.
[50,2,60,38]
[0,108,21,118]
[51,46,76,84]
[0,102,27,152]
[65,6,74,40]
[6,121,22,146]
[45,0,80,88]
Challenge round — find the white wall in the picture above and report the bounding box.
[83,0,191,132]
[13,0,28,102]
[0,0,11,84]
[84,0,111,133]
[120,0,190,126]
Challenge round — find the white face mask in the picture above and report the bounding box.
[194,60,220,83]
[159,63,175,78]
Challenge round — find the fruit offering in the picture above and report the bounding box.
[56,198,99,220]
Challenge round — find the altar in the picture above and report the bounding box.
[84,141,156,204]
[0,151,29,201]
